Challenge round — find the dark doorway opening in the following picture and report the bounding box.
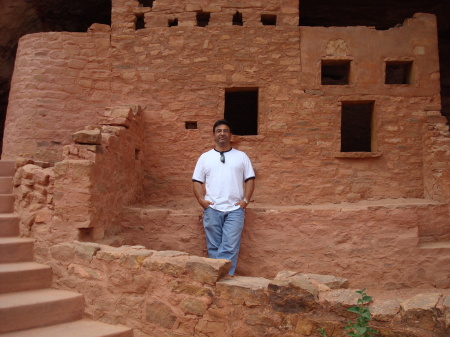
[341,101,374,152]
[224,88,258,136]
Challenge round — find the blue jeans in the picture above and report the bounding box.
[203,207,245,275]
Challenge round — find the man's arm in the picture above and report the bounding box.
[235,178,255,209]
[193,181,213,209]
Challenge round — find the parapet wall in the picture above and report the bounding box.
[46,241,450,337]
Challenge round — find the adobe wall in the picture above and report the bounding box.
[1,0,443,205]
[2,26,112,163]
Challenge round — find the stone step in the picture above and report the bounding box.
[0,288,84,333]
[0,237,34,263]
[0,195,14,214]
[0,319,133,337]
[0,177,13,194]
[0,214,19,237]
[0,262,52,293]
[0,161,16,177]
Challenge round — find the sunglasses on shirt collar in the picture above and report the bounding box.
[220,152,225,163]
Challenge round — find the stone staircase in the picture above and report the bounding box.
[0,160,133,337]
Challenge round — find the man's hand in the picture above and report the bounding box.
[199,199,214,209]
[235,200,248,209]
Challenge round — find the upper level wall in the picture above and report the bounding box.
[107,6,441,205]
[2,0,443,205]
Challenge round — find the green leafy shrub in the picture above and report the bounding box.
[318,289,378,337]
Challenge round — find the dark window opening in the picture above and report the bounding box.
[135,149,141,160]
[78,228,93,242]
[233,11,243,26]
[168,18,178,27]
[185,121,198,129]
[135,14,145,30]
[385,61,413,84]
[341,101,373,152]
[261,14,277,26]
[196,11,211,27]
[322,60,351,85]
[138,0,154,7]
[224,88,258,136]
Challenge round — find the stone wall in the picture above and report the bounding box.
[46,241,450,337]
[12,105,145,255]
[2,26,111,163]
[112,200,450,289]
[2,1,444,205]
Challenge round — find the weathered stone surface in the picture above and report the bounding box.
[145,301,177,329]
[181,297,208,316]
[216,276,270,307]
[73,241,101,261]
[400,293,442,331]
[268,278,318,313]
[50,242,76,262]
[72,129,102,145]
[275,271,349,289]
[371,299,401,322]
[143,252,188,277]
[444,295,450,329]
[185,256,230,285]
[319,289,361,318]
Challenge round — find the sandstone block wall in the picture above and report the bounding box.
[3,27,112,163]
[46,241,450,337]
[112,200,450,289]
[12,105,145,252]
[2,0,445,205]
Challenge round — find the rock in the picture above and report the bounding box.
[185,256,230,285]
[371,299,400,322]
[444,295,450,329]
[400,293,442,331]
[145,301,177,329]
[181,297,208,316]
[319,289,361,318]
[275,271,349,289]
[73,241,101,261]
[72,129,102,145]
[143,251,188,277]
[216,276,270,307]
[268,278,318,313]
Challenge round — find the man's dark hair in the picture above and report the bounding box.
[213,119,232,133]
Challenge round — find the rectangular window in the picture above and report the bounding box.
[321,60,351,85]
[385,61,413,84]
[224,88,258,135]
[341,101,374,152]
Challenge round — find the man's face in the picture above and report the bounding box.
[214,124,231,147]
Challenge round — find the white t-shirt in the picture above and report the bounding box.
[192,148,255,212]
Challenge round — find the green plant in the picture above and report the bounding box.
[317,289,378,337]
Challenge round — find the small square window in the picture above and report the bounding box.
[185,121,197,130]
[322,60,351,85]
[168,18,178,27]
[385,61,413,84]
[233,11,243,26]
[261,14,277,26]
[196,11,211,27]
[138,0,154,7]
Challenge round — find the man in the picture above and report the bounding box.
[192,119,255,276]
